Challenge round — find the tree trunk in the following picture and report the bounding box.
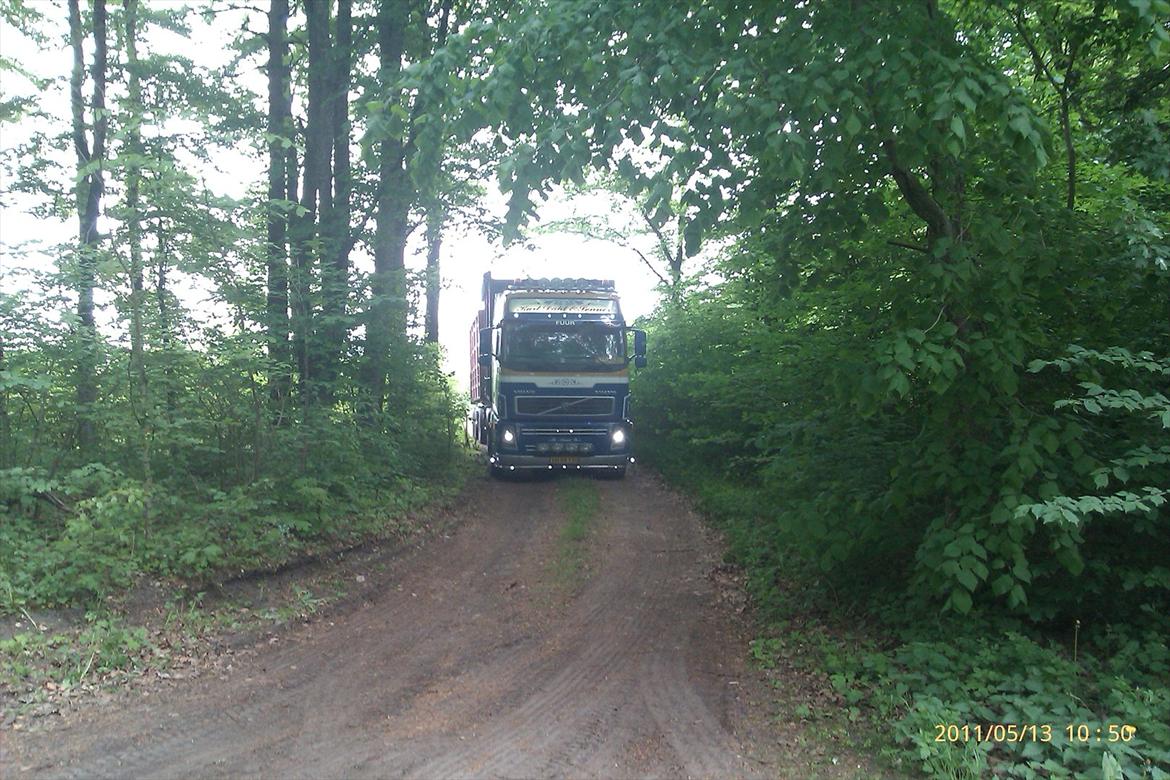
[266,0,292,415]
[1059,94,1076,210]
[288,0,333,403]
[124,0,151,484]
[68,0,108,454]
[319,0,353,396]
[417,0,454,346]
[0,324,9,469]
[154,219,176,418]
[423,205,443,344]
[363,0,409,414]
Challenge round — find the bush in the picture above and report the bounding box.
[841,628,1170,778]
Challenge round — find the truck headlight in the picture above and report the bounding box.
[502,427,516,445]
[611,429,626,446]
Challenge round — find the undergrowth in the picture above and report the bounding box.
[650,460,1170,779]
[0,453,475,614]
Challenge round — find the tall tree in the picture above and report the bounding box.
[363,0,409,412]
[287,0,333,400]
[318,0,353,389]
[67,0,108,453]
[416,0,453,345]
[121,0,152,482]
[282,0,357,404]
[0,305,8,469]
[422,203,443,343]
[266,0,292,413]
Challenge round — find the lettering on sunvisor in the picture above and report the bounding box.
[507,298,618,315]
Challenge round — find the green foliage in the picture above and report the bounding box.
[837,627,1170,778]
[606,0,1170,622]
[1,614,152,691]
[1,0,475,617]
[0,337,469,612]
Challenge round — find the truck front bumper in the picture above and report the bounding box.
[489,453,633,471]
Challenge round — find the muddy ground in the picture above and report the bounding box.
[1,470,878,779]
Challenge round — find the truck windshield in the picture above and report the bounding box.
[501,322,625,370]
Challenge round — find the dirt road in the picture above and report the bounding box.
[2,471,793,778]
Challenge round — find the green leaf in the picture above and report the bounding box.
[950,115,965,141]
[949,588,973,614]
[955,566,978,591]
[845,113,862,137]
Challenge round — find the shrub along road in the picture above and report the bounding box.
[0,471,879,779]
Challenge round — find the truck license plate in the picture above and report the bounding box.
[549,456,579,464]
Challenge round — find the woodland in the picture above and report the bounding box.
[1,0,1168,777]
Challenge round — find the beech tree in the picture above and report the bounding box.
[67,0,108,453]
[265,0,292,413]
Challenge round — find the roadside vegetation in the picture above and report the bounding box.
[3,0,1167,776]
[611,2,1170,774]
[1,0,474,715]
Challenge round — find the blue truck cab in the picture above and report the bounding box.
[469,274,646,477]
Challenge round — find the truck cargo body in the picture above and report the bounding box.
[470,274,645,476]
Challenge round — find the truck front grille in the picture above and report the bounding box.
[515,396,614,416]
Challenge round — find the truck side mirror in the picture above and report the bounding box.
[478,328,493,364]
[633,329,647,358]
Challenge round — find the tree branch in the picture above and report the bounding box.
[639,205,676,269]
[629,246,670,286]
[888,239,929,253]
[882,136,954,240]
[1012,9,1060,92]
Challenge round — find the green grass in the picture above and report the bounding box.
[551,477,601,588]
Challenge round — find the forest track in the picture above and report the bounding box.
[0,470,849,779]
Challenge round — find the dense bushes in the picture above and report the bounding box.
[636,283,1169,624]
[0,310,466,612]
[625,4,1169,773]
[842,627,1170,778]
[635,296,1170,774]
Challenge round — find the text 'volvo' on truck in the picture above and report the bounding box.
[468,273,647,479]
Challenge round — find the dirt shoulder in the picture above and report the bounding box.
[1,469,883,779]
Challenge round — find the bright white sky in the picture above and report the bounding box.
[0,5,682,392]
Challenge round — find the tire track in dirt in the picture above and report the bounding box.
[3,471,776,779]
